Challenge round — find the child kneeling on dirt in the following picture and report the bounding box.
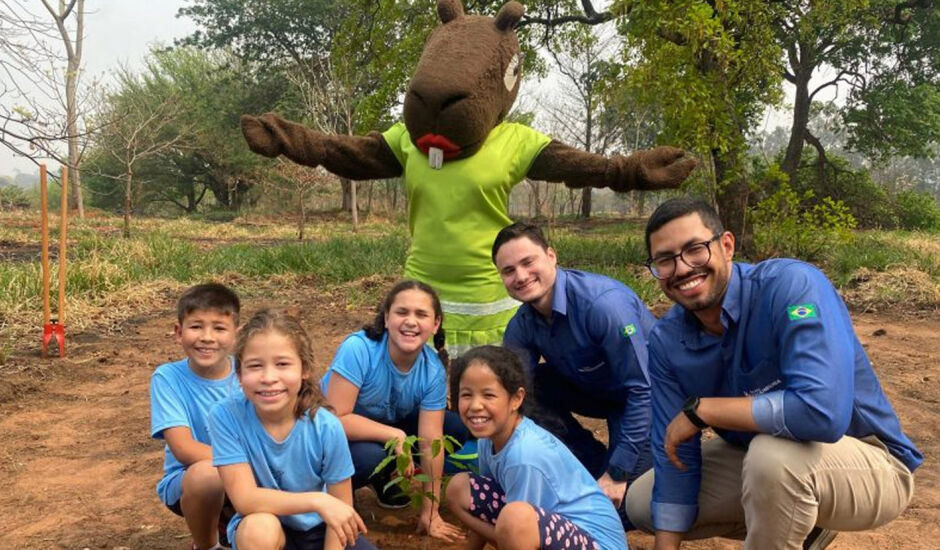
[447,346,627,550]
[150,282,241,550]
[209,309,378,550]
[320,280,469,542]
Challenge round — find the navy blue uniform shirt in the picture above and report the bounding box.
[504,267,656,475]
[648,259,924,532]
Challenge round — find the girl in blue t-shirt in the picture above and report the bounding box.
[321,280,469,542]
[447,345,628,550]
[208,309,378,550]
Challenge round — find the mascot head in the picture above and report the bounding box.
[403,0,524,163]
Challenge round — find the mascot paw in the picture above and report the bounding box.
[639,146,698,190]
[240,114,283,158]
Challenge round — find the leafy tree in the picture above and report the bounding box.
[774,0,940,179]
[93,70,189,238]
[614,0,783,240]
[85,47,282,213]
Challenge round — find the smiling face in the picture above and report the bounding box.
[494,236,557,316]
[238,330,305,423]
[175,308,237,378]
[648,213,735,316]
[457,361,524,452]
[384,288,442,370]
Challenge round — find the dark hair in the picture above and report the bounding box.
[234,308,325,420]
[363,280,448,365]
[491,222,550,264]
[449,345,531,416]
[645,197,725,256]
[177,282,240,324]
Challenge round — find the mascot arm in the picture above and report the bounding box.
[527,140,697,192]
[240,113,403,180]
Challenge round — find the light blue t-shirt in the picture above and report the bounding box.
[478,417,628,550]
[209,395,355,536]
[150,357,239,505]
[320,330,447,424]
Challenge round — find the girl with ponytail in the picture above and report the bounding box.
[321,280,469,542]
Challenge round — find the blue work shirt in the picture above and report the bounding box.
[648,259,924,533]
[503,267,655,475]
[479,417,628,550]
[320,330,447,424]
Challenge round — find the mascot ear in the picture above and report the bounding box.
[494,1,524,31]
[438,0,464,23]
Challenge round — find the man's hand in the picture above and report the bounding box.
[597,471,628,508]
[664,411,702,471]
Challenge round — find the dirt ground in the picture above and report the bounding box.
[0,287,936,550]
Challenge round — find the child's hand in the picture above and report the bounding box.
[317,494,367,547]
[417,510,466,542]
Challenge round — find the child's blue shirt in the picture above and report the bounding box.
[478,417,628,550]
[320,330,447,423]
[208,395,354,533]
[150,357,239,505]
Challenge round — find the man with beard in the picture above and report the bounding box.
[492,222,655,522]
[624,197,923,550]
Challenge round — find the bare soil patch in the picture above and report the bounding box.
[0,292,935,550]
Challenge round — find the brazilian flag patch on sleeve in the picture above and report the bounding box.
[787,303,818,321]
[621,323,637,338]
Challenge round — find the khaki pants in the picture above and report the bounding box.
[625,434,914,550]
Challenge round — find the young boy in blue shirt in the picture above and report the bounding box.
[150,283,241,550]
[625,198,922,550]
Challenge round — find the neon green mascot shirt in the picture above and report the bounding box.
[383,121,551,354]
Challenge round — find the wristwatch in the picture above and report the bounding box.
[607,465,628,482]
[682,396,708,430]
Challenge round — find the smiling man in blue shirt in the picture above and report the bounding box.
[493,222,655,521]
[625,198,922,550]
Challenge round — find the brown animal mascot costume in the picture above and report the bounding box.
[242,0,696,355]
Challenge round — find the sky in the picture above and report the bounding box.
[0,0,194,177]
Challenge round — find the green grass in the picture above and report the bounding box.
[2,211,937,368]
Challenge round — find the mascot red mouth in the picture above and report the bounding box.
[416,133,461,158]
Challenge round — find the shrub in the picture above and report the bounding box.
[750,182,857,262]
[893,190,940,231]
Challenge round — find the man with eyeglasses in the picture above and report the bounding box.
[492,221,655,524]
[624,197,922,550]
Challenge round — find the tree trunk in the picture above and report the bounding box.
[60,0,86,217]
[298,188,305,240]
[580,188,592,218]
[712,149,749,251]
[344,177,359,230]
[341,179,352,211]
[781,69,812,183]
[123,169,132,239]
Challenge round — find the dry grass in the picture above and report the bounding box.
[844,267,940,313]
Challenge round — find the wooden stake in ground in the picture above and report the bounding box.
[40,164,67,358]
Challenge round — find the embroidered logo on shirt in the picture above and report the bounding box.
[787,303,818,321]
[621,323,637,338]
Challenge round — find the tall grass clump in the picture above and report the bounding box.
[203,235,408,282]
[552,231,661,305]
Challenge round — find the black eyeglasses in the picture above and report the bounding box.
[645,235,721,280]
